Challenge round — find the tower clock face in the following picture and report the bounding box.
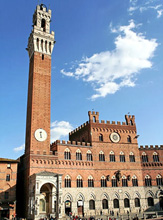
[110,132,120,143]
[34,128,47,142]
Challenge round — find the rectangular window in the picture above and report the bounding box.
[6,174,10,181]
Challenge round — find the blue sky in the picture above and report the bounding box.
[0,0,163,159]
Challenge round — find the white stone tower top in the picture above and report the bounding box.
[27,4,55,58]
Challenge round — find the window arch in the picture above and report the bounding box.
[102,199,108,209]
[147,197,154,206]
[110,151,115,162]
[112,175,117,187]
[99,134,103,141]
[76,149,82,160]
[87,150,93,161]
[113,199,119,208]
[124,198,130,208]
[99,151,105,161]
[64,148,71,160]
[65,175,71,188]
[142,152,148,162]
[101,176,107,187]
[129,152,135,162]
[145,175,152,187]
[37,38,39,50]
[120,151,125,162]
[135,198,140,207]
[127,135,132,143]
[89,200,95,210]
[132,175,138,187]
[76,175,83,187]
[41,19,46,32]
[122,175,128,187]
[156,174,163,186]
[153,152,159,162]
[88,175,94,187]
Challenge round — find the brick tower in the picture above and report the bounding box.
[25,4,55,156]
[17,4,56,218]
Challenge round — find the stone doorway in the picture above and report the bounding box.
[65,200,71,215]
[77,200,83,216]
[39,183,54,216]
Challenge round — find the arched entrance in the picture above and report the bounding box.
[39,183,55,217]
[77,200,83,216]
[65,200,71,215]
[159,197,163,210]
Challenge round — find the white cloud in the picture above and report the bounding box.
[157,9,163,18]
[128,0,163,18]
[61,20,158,100]
[51,121,74,143]
[14,144,25,152]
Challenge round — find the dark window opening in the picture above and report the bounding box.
[41,19,46,32]
[124,198,130,208]
[113,199,119,208]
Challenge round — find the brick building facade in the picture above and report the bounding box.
[13,4,163,220]
[0,158,18,219]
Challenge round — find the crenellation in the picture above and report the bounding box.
[122,122,126,125]
[145,145,149,149]
[150,145,154,149]
[112,121,115,124]
[72,141,76,145]
[106,120,110,124]
[117,121,121,125]
[101,120,105,123]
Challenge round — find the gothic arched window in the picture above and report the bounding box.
[76,149,82,160]
[101,176,107,187]
[110,151,115,162]
[156,174,163,186]
[124,198,130,208]
[112,176,117,187]
[129,152,135,162]
[88,176,94,187]
[135,198,140,207]
[122,175,128,187]
[102,199,108,209]
[145,175,152,187]
[76,175,83,187]
[113,199,119,208]
[153,152,159,162]
[132,175,138,187]
[64,175,71,188]
[64,148,71,160]
[120,151,125,162]
[87,150,93,161]
[99,151,105,161]
[89,200,95,210]
[142,152,148,162]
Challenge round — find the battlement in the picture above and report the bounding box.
[51,140,91,147]
[139,145,163,150]
[36,4,51,14]
[69,121,89,135]
[88,111,135,126]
